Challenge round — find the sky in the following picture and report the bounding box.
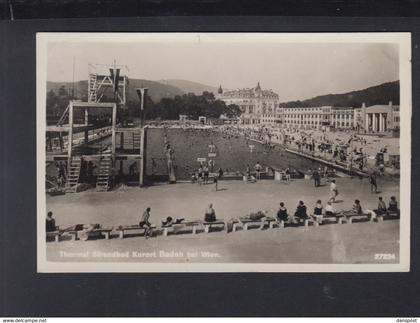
[46,40,399,102]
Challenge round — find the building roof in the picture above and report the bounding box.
[366,104,399,109]
[220,83,279,99]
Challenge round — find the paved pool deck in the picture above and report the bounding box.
[45,176,400,264]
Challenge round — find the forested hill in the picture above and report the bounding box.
[158,79,218,95]
[46,78,216,103]
[47,79,185,103]
[279,81,399,108]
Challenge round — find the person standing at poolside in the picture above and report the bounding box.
[218,167,223,180]
[140,207,153,239]
[313,169,320,187]
[203,165,209,184]
[285,168,291,182]
[369,172,378,193]
[213,174,219,192]
[254,161,262,180]
[329,180,338,203]
[198,165,203,185]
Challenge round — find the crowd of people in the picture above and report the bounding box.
[232,124,399,176]
[47,193,399,239]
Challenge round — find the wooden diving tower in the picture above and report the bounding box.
[46,62,147,193]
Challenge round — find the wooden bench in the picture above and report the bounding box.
[66,227,114,241]
[238,216,276,231]
[313,214,343,225]
[162,219,227,235]
[66,230,78,241]
[46,230,62,242]
[339,211,375,224]
[93,227,113,239]
[200,220,226,233]
[266,217,286,229]
[162,221,201,236]
[116,224,157,239]
[293,216,319,227]
[376,210,400,222]
[266,216,319,229]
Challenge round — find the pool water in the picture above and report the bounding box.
[145,128,324,180]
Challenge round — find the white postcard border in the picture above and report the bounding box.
[36,32,411,273]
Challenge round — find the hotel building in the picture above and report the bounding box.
[216,82,399,133]
[216,82,280,125]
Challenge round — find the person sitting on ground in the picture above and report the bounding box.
[204,203,217,222]
[294,201,309,222]
[388,196,399,212]
[277,202,289,222]
[325,201,335,216]
[139,207,153,239]
[46,211,57,232]
[376,196,387,215]
[313,200,323,216]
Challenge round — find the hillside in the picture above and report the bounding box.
[47,79,185,103]
[279,81,400,108]
[125,79,184,102]
[158,79,217,95]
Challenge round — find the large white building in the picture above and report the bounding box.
[278,102,399,133]
[354,102,400,133]
[216,82,399,133]
[280,106,333,130]
[216,82,280,125]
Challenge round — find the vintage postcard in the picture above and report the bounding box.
[37,32,411,272]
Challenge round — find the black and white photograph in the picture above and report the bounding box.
[36,32,411,272]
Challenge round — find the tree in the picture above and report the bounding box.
[58,85,68,97]
[46,88,71,125]
[141,93,230,121]
[224,104,242,118]
[202,91,215,101]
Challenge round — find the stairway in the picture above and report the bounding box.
[65,157,81,193]
[96,155,112,192]
[122,131,141,151]
[132,132,141,150]
[56,104,70,126]
[88,73,98,102]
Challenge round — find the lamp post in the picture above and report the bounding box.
[136,88,148,128]
[136,87,148,187]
